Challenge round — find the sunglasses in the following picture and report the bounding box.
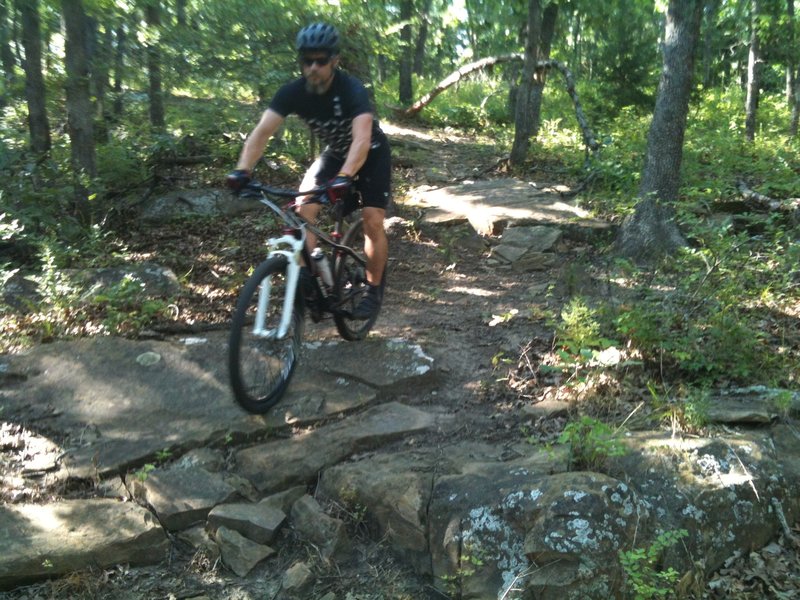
[300,55,333,67]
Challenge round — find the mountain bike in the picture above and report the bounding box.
[228,181,383,414]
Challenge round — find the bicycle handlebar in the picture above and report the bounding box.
[240,181,329,202]
[239,181,334,231]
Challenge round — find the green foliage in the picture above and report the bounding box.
[91,275,170,335]
[134,463,156,482]
[648,383,709,433]
[557,297,602,353]
[558,416,626,470]
[619,529,688,600]
[611,216,797,385]
[543,297,621,377]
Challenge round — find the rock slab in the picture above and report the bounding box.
[0,499,168,590]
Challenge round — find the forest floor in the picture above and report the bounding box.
[3,122,799,599]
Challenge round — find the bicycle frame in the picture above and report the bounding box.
[248,186,366,340]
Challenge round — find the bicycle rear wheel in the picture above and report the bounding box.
[333,220,381,340]
[228,256,304,413]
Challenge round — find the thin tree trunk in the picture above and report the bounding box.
[792,65,799,137]
[62,0,96,220]
[112,22,125,118]
[530,2,559,139]
[702,0,720,88]
[787,0,795,104]
[398,0,413,106]
[91,20,112,142]
[571,9,581,76]
[413,0,432,75]
[464,0,480,56]
[788,0,798,135]
[744,1,759,142]
[145,1,165,130]
[18,0,50,154]
[510,0,542,166]
[616,0,704,263]
[1,1,16,89]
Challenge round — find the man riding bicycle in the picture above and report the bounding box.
[227,22,391,321]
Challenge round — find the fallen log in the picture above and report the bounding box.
[394,55,600,155]
[737,180,800,219]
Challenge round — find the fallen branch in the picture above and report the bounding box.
[394,55,600,156]
[737,180,800,219]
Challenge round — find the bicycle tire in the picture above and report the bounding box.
[333,220,382,340]
[228,256,304,413]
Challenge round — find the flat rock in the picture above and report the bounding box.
[0,499,168,590]
[305,337,437,389]
[207,502,286,544]
[235,402,444,493]
[214,526,275,577]
[0,335,435,480]
[143,465,239,530]
[407,179,609,236]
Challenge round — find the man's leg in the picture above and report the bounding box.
[362,206,387,286]
[352,206,387,320]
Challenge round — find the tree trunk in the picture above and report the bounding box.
[510,0,542,166]
[112,22,125,118]
[571,10,581,76]
[398,0,413,106]
[176,0,186,26]
[786,0,795,104]
[788,0,798,135]
[792,65,799,137]
[744,1,759,142]
[530,2,559,139]
[1,1,16,90]
[18,0,50,155]
[464,0,480,57]
[616,0,704,264]
[144,1,165,130]
[413,0,431,76]
[62,0,96,220]
[92,20,113,142]
[702,0,720,88]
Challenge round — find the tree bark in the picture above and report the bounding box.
[744,1,759,142]
[92,20,113,142]
[529,2,559,139]
[144,1,165,130]
[510,0,542,166]
[616,0,704,264]
[398,0,413,106]
[791,65,799,137]
[786,0,795,105]
[413,0,431,75]
[112,22,125,118]
[702,0,720,88]
[62,0,95,174]
[62,0,96,220]
[18,0,50,155]
[1,0,16,90]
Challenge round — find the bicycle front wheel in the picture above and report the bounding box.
[228,256,304,413]
[333,220,381,340]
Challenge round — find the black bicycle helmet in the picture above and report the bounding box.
[296,23,340,54]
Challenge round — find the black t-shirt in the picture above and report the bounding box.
[269,71,387,159]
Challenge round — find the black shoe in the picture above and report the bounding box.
[351,287,382,320]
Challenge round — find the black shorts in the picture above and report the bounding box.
[305,141,392,211]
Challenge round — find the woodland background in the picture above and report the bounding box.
[1,0,799,418]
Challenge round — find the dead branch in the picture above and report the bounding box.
[394,56,601,156]
[737,180,800,219]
